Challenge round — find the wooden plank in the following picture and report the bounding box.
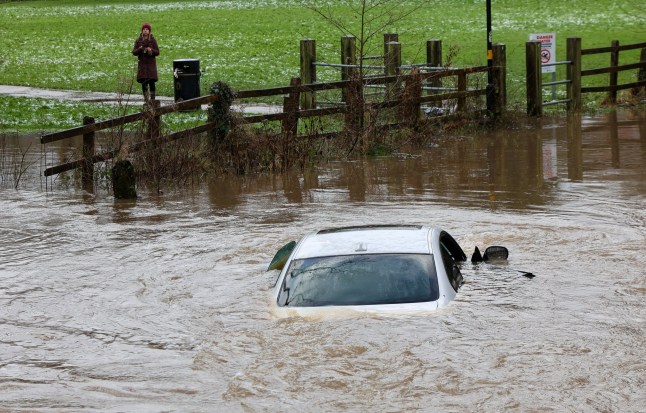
[239,106,347,125]
[583,41,646,55]
[41,94,220,144]
[582,79,646,93]
[581,61,646,76]
[236,86,295,98]
[44,121,218,177]
[44,149,119,177]
[41,112,143,144]
[238,67,489,101]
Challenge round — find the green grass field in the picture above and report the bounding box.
[1,0,644,131]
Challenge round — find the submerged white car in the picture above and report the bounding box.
[268,225,470,316]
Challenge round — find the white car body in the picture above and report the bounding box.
[270,225,466,318]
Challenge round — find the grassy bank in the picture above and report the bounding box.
[1,0,644,131]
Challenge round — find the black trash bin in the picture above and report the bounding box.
[173,59,201,102]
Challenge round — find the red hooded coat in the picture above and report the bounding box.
[132,29,159,82]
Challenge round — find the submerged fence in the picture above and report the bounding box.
[526,37,646,116]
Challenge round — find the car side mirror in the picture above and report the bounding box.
[483,246,508,261]
[267,241,296,271]
[471,245,509,263]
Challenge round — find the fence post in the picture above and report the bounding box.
[566,36,582,112]
[81,116,95,191]
[632,47,646,97]
[400,68,422,127]
[609,40,619,104]
[493,43,507,115]
[144,100,161,140]
[341,35,357,103]
[300,38,316,110]
[344,77,364,135]
[457,71,467,112]
[153,100,161,139]
[384,41,401,99]
[426,39,442,96]
[384,33,398,59]
[526,40,542,116]
[282,77,300,139]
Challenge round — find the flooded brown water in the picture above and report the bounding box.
[1,110,645,411]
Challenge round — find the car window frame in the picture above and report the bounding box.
[439,231,465,292]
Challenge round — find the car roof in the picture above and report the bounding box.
[292,225,436,259]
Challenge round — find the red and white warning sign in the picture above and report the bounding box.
[529,32,556,73]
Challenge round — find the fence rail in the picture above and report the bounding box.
[41,60,498,191]
[42,33,507,193]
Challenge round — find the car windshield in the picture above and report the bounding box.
[277,254,439,307]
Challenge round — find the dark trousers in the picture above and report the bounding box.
[141,79,156,97]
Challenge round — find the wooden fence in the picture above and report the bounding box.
[41,35,507,191]
[526,37,646,115]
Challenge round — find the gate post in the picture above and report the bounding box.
[526,40,542,116]
[493,43,507,115]
[82,116,95,191]
[300,38,316,110]
[566,36,582,112]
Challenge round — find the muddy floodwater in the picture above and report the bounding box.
[1,110,645,412]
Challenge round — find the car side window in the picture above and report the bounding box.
[440,232,464,291]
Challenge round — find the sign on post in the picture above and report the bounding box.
[529,33,556,73]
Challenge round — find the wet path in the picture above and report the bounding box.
[0,84,281,113]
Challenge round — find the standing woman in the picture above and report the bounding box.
[132,22,159,101]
